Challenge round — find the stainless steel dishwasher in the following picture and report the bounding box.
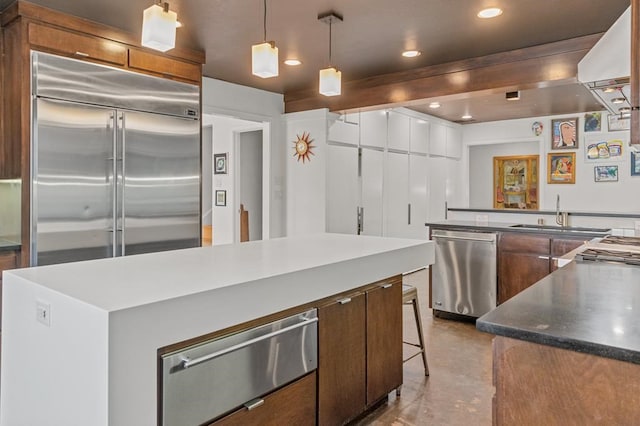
[431,229,497,317]
[160,309,318,426]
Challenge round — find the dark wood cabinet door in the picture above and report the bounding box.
[128,49,201,83]
[318,292,366,426]
[366,281,402,405]
[498,252,550,304]
[210,372,316,426]
[550,238,587,271]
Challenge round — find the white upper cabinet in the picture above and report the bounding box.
[360,110,387,148]
[328,118,359,146]
[429,121,447,157]
[445,125,462,159]
[410,118,429,154]
[387,111,410,152]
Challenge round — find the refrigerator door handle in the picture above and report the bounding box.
[110,112,118,256]
[118,113,126,256]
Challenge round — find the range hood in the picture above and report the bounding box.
[577,7,631,117]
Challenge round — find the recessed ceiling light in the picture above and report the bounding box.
[462,114,473,120]
[477,7,503,19]
[402,50,421,58]
[611,97,625,104]
[506,91,520,101]
[284,59,302,66]
[429,102,441,109]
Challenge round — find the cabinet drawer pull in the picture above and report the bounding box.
[381,283,392,289]
[244,398,264,411]
[74,51,90,57]
[338,297,352,305]
[537,256,550,260]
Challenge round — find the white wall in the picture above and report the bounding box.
[284,109,330,236]
[462,112,638,214]
[202,78,286,238]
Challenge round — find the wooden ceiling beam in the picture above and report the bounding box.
[284,33,602,113]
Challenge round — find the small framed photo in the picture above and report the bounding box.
[547,152,575,184]
[594,165,618,182]
[608,114,630,132]
[551,117,579,149]
[632,152,640,176]
[583,112,601,132]
[215,190,227,206]
[214,153,227,174]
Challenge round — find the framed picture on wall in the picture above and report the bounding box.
[594,165,619,182]
[214,153,227,174]
[215,190,227,206]
[584,112,601,132]
[608,114,630,132]
[551,117,579,149]
[547,152,575,184]
[632,152,640,176]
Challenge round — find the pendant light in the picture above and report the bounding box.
[141,1,177,52]
[252,0,279,78]
[318,12,343,97]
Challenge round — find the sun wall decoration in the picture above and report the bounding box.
[293,132,315,163]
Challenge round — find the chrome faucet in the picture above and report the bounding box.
[555,195,568,227]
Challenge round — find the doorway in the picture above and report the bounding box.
[235,130,263,242]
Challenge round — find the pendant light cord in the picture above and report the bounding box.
[263,0,267,42]
[328,20,332,66]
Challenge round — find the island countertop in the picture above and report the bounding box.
[477,261,640,365]
[426,220,611,238]
[1,233,433,425]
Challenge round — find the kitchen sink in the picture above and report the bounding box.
[509,224,611,233]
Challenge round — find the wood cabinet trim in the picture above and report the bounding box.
[28,21,127,66]
[128,48,201,83]
[499,232,550,254]
[4,1,205,64]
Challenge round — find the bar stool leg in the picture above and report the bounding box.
[412,297,430,376]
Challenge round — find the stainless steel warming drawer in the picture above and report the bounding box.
[160,309,318,426]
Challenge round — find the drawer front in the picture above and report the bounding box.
[210,372,316,426]
[128,49,201,82]
[28,23,127,66]
[499,232,550,254]
[551,238,587,256]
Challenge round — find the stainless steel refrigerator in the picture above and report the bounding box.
[31,52,201,266]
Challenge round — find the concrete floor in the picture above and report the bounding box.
[358,268,494,426]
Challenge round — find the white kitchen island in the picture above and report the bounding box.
[1,233,433,426]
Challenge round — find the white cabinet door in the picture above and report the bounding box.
[326,145,359,234]
[409,155,428,239]
[427,156,447,221]
[328,119,359,146]
[410,118,429,154]
[387,111,410,152]
[384,152,410,238]
[446,125,462,159]
[429,121,447,157]
[361,148,384,236]
[360,110,387,148]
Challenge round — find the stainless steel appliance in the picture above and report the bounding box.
[31,52,200,265]
[575,235,640,265]
[160,309,318,426]
[431,229,497,317]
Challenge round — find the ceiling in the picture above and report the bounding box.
[2,0,631,122]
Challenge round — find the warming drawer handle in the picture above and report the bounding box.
[178,317,319,371]
[432,235,496,243]
[244,398,265,411]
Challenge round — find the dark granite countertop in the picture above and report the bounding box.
[477,261,640,365]
[0,238,20,252]
[447,208,640,219]
[425,220,611,238]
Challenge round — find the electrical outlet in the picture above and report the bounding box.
[36,301,51,327]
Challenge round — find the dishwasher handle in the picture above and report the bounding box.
[432,234,496,243]
[178,317,319,371]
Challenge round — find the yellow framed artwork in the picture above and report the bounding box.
[493,155,539,209]
[547,152,576,184]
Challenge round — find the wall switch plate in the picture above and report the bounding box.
[36,300,51,327]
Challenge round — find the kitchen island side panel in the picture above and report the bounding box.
[1,273,109,426]
[107,241,433,425]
